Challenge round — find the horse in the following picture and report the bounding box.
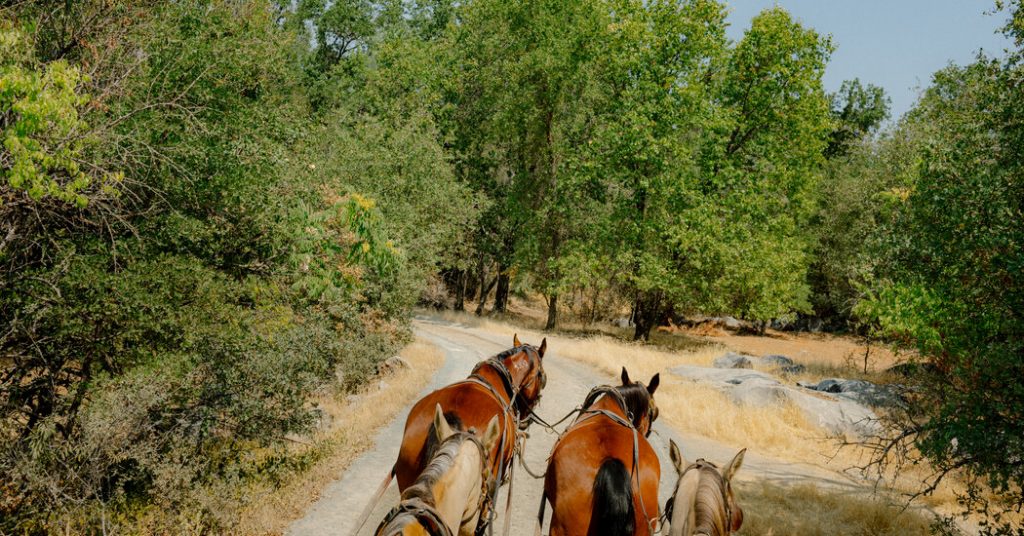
[664,439,745,536]
[376,404,501,536]
[394,334,547,531]
[539,367,661,536]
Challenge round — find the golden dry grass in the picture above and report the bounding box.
[235,339,444,535]
[735,481,934,536]
[422,309,971,513]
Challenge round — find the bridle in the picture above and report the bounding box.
[465,344,545,536]
[375,431,494,536]
[575,384,659,532]
[666,460,735,536]
[469,344,546,430]
[580,384,657,437]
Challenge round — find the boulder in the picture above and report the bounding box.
[671,364,881,437]
[612,317,633,328]
[377,356,411,376]
[798,378,903,407]
[672,364,780,386]
[713,352,753,369]
[760,354,796,367]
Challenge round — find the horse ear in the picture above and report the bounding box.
[723,448,746,482]
[513,333,522,347]
[481,415,501,454]
[538,338,547,358]
[647,373,660,395]
[621,367,631,385]
[433,403,453,442]
[669,439,686,475]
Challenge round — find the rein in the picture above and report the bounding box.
[577,385,658,534]
[464,345,544,536]
[375,431,492,536]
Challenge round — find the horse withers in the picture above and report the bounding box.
[664,439,745,536]
[540,367,661,536]
[376,404,500,536]
[394,334,547,528]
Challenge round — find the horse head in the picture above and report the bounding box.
[618,367,660,437]
[376,405,500,536]
[665,440,745,536]
[506,334,547,426]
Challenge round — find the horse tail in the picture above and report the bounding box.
[589,458,634,536]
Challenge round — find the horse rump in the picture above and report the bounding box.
[589,457,634,536]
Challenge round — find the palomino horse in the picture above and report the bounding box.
[664,439,745,536]
[540,368,661,536]
[394,334,547,530]
[376,404,501,536]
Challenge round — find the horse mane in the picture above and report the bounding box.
[420,411,464,471]
[677,463,729,536]
[492,344,536,361]
[402,432,466,506]
[615,383,652,429]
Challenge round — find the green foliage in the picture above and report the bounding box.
[825,78,891,158]
[850,29,1024,533]
[1,25,121,207]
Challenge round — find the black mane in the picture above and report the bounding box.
[616,383,652,429]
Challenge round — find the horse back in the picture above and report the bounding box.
[545,420,661,536]
[395,382,514,491]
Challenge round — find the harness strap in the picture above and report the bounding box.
[376,499,453,536]
[576,391,658,534]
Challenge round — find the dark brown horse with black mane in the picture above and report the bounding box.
[539,368,661,536]
[394,334,547,532]
[664,439,745,536]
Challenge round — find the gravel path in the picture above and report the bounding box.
[287,316,858,536]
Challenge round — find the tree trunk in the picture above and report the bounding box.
[632,292,663,341]
[475,275,499,316]
[493,264,510,313]
[454,269,466,311]
[545,293,559,330]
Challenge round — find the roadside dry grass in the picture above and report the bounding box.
[735,481,934,535]
[431,309,837,464]
[236,339,444,535]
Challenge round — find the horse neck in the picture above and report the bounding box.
[668,468,701,536]
[589,394,633,423]
[675,469,733,536]
[474,357,524,405]
[429,441,483,534]
[401,438,481,535]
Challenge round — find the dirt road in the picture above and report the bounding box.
[287,316,858,535]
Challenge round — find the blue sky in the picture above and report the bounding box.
[724,0,1013,119]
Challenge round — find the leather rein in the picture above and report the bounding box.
[375,431,493,536]
[463,344,545,536]
[576,385,658,534]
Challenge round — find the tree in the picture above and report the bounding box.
[825,78,890,158]
[856,18,1024,531]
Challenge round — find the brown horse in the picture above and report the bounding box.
[394,334,547,530]
[376,404,501,536]
[540,368,661,536]
[664,439,745,536]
